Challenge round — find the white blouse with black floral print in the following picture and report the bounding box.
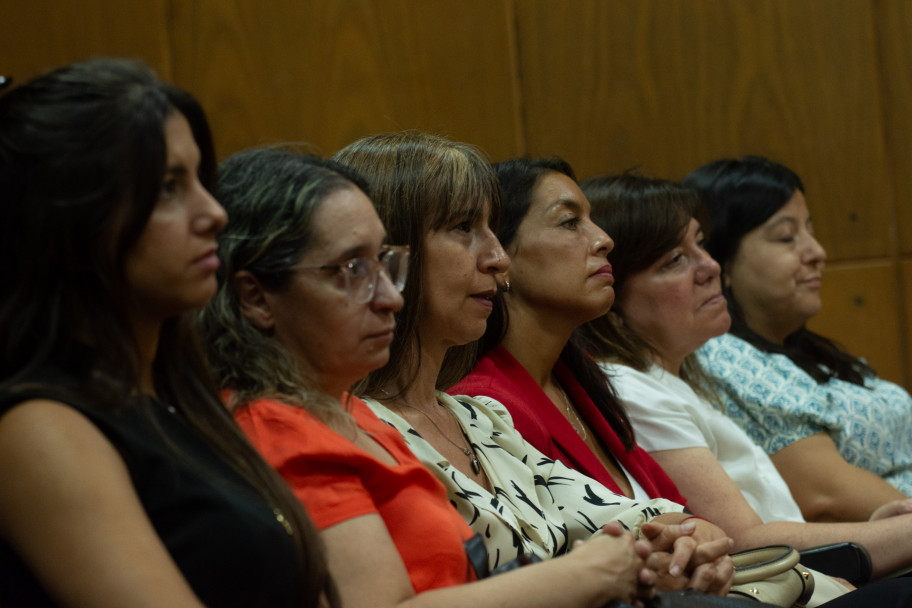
[364,392,685,570]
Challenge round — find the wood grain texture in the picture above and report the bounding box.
[168,0,518,160]
[0,1,170,82]
[902,260,912,385]
[807,261,905,385]
[3,0,910,388]
[872,0,912,256]
[514,0,892,262]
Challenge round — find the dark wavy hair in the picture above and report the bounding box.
[202,146,369,420]
[333,132,501,396]
[479,157,636,450]
[0,59,337,607]
[683,156,873,385]
[578,172,719,403]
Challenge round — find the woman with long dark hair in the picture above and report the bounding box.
[452,157,688,504]
[0,59,334,607]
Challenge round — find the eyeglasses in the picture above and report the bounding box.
[290,245,409,303]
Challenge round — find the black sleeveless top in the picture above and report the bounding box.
[0,356,300,607]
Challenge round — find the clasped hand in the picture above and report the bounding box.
[639,518,734,596]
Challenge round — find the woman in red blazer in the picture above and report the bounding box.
[451,157,682,505]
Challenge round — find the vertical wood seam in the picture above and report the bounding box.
[869,0,911,388]
[504,0,526,157]
[161,0,175,83]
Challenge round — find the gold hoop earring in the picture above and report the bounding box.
[503,280,511,293]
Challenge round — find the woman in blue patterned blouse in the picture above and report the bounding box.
[684,156,912,523]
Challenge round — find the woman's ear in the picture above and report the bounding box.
[234,270,274,330]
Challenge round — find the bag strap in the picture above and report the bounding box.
[731,545,800,585]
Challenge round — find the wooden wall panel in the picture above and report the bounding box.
[169,0,518,160]
[0,1,170,83]
[873,0,912,255]
[514,0,891,263]
[807,262,906,386]
[903,261,912,385]
[3,1,911,389]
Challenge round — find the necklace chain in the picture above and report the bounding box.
[555,382,587,441]
[380,389,481,475]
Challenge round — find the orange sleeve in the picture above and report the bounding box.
[234,396,477,592]
[234,401,377,529]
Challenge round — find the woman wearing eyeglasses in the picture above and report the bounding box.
[201,146,665,608]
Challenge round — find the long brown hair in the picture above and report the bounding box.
[333,131,501,396]
[578,172,718,404]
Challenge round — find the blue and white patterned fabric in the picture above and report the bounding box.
[698,333,912,496]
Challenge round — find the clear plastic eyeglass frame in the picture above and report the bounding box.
[290,244,409,303]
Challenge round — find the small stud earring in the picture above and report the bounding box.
[503,280,511,293]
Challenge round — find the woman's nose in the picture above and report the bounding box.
[480,228,510,274]
[591,223,614,256]
[372,270,404,312]
[192,182,228,235]
[803,233,827,266]
[696,250,721,283]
